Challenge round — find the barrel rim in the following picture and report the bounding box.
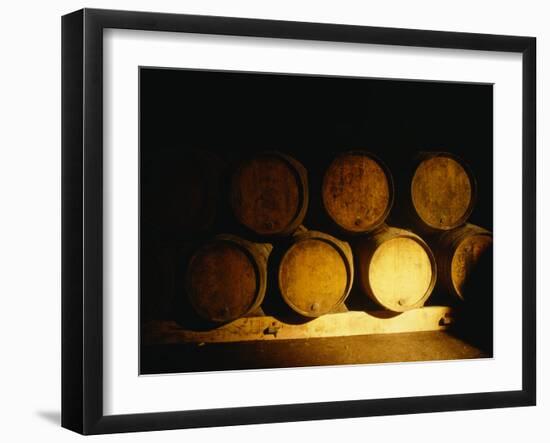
[321,150,395,234]
[230,151,309,236]
[185,235,266,323]
[278,233,353,318]
[410,151,478,231]
[365,230,437,312]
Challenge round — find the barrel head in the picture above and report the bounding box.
[369,237,434,312]
[187,241,258,323]
[279,238,349,317]
[145,149,222,233]
[411,155,474,230]
[322,153,392,233]
[231,153,305,235]
[451,234,493,300]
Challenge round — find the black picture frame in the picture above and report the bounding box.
[62,8,536,435]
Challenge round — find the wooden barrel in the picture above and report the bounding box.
[322,151,393,234]
[143,148,224,235]
[355,226,436,312]
[230,152,308,236]
[434,223,492,301]
[186,235,272,323]
[278,230,354,317]
[410,152,476,231]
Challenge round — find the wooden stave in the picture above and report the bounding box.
[354,225,437,312]
[434,223,492,301]
[277,230,354,318]
[185,234,272,323]
[408,152,477,233]
[230,151,309,236]
[321,150,394,235]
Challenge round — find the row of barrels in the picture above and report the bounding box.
[231,150,476,236]
[186,224,492,323]
[147,150,478,237]
[157,149,489,324]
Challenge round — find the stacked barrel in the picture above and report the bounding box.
[166,149,490,325]
[407,153,493,304]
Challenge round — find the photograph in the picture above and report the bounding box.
[139,67,494,374]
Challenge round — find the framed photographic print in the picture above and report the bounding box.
[61,8,536,435]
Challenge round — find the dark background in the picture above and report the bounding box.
[139,67,493,373]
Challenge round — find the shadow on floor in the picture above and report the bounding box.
[36,410,61,426]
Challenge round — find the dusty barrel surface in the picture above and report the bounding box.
[186,235,272,323]
[230,152,308,236]
[322,151,393,234]
[435,223,493,301]
[278,230,354,317]
[410,152,476,231]
[355,226,436,312]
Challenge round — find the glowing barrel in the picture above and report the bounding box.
[355,226,436,312]
[278,230,353,317]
